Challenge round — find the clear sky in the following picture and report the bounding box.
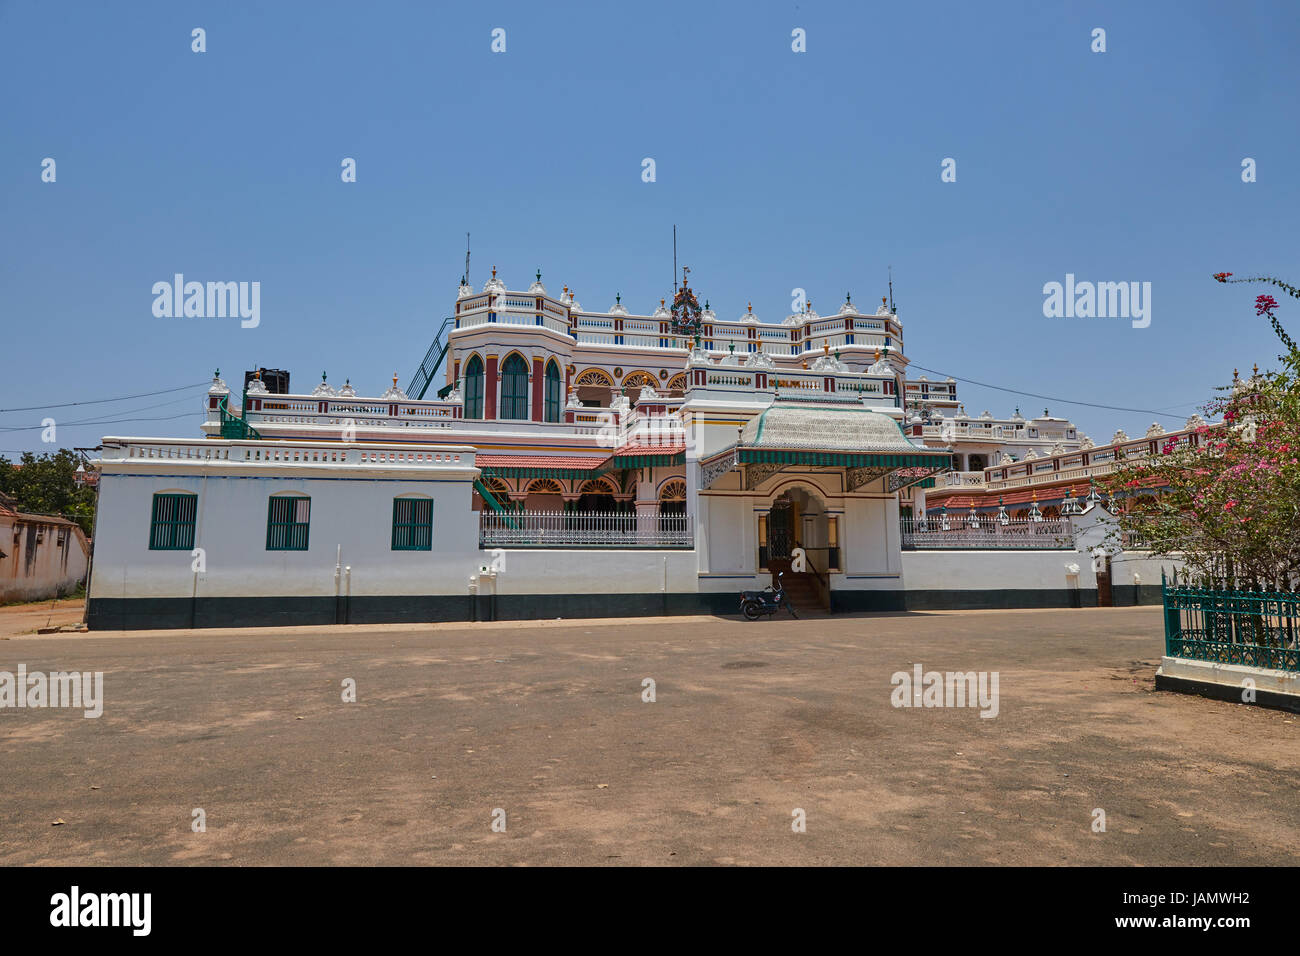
[2,0,1298,454]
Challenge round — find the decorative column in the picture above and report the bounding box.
[531,356,544,422]
[635,471,658,540]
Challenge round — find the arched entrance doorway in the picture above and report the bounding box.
[760,485,834,611]
[761,486,832,572]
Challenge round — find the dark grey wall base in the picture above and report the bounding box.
[833,588,1117,612]
[1155,672,1300,714]
[87,592,741,630]
[1110,584,1164,607]
[87,584,1163,630]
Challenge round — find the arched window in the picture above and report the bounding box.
[501,354,529,420]
[544,360,562,422]
[475,477,511,512]
[577,479,617,513]
[464,355,484,419]
[658,479,687,515]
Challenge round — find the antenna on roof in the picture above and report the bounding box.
[888,265,895,313]
[672,224,677,298]
[465,232,471,287]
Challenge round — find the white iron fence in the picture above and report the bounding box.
[479,510,693,549]
[901,516,1074,550]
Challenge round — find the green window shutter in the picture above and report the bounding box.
[267,496,311,551]
[501,354,529,420]
[149,493,197,550]
[392,497,433,550]
[544,361,561,422]
[464,355,484,419]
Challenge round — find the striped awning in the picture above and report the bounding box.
[598,443,686,473]
[476,454,610,480]
[736,448,951,469]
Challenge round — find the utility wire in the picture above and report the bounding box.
[0,381,209,414]
[0,412,200,435]
[0,395,200,433]
[904,363,1202,422]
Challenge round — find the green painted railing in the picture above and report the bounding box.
[1162,573,1300,672]
[218,394,262,440]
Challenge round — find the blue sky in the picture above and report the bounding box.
[2,0,1298,454]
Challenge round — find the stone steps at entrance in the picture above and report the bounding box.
[765,564,827,612]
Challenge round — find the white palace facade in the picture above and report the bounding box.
[86,269,1174,628]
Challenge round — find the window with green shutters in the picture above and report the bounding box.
[267,495,311,551]
[149,492,197,550]
[464,355,484,419]
[392,497,433,550]
[500,353,529,420]
[544,360,561,422]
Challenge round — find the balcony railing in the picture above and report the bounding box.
[901,516,1073,550]
[479,510,693,549]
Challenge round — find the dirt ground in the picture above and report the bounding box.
[0,597,84,638]
[1,606,1297,866]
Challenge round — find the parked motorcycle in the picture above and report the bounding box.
[740,572,799,620]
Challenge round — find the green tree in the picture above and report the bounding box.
[1101,275,1300,587]
[0,449,96,536]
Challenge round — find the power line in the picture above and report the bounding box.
[0,381,209,414]
[904,363,1202,422]
[0,412,200,436]
[0,396,200,433]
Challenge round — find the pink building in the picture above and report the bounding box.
[0,492,90,604]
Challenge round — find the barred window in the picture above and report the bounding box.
[149,493,197,550]
[392,497,433,551]
[267,495,311,551]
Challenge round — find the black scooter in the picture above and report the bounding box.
[740,572,799,620]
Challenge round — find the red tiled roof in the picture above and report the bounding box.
[476,454,608,471]
[931,482,1098,510]
[610,442,685,455]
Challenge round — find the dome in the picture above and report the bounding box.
[482,266,506,294]
[739,303,759,324]
[739,402,926,454]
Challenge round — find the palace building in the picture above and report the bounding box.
[85,268,1174,629]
